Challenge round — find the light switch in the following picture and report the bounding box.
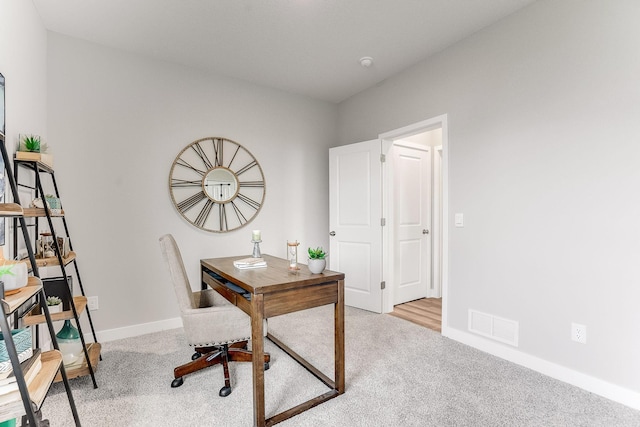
[455,213,464,227]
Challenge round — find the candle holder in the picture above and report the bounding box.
[252,239,262,258]
[287,241,300,270]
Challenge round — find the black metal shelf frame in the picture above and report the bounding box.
[12,157,100,389]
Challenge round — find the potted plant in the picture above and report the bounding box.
[46,296,63,314]
[0,262,28,295]
[20,134,41,152]
[15,134,53,167]
[307,247,327,274]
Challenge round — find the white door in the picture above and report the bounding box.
[392,144,431,305]
[329,140,382,313]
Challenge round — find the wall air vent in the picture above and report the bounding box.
[468,309,519,347]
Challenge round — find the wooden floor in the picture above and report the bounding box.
[389,298,442,333]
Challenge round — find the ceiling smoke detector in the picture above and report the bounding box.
[359,57,373,68]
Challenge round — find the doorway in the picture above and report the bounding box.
[328,115,449,333]
[391,142,432,305]
[380,115,448,333]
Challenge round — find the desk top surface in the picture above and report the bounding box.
[201,254,344,295]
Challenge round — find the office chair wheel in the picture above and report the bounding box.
[265,362,270,371]
[191,352,201,360]
[171,377,184,388]
[219,386,232,397]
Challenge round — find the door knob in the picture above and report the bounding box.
[330,231,336,236]
[422,229,429,234]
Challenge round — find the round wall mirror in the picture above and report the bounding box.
[204,167,238,202]
[169,137,266,233]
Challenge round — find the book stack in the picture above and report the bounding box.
[233,257,267,269]
[0,349,42,404]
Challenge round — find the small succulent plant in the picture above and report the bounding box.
[308,247,327,259]
[22,135,41,152]
[0,263,16,277]
[46,296,62,306]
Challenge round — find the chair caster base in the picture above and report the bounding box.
[219,386,232,397]
[171,377,184,388]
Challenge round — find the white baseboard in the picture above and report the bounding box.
[442,325,640,411]
[90,317,183,343]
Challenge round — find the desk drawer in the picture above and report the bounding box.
[264,282,338,318]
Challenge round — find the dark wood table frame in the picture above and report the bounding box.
[201,254,345,427]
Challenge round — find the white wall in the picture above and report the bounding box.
[339,0,640,405]
[45,33,337,334]
[0,2,48,249]
[0,2,47,144]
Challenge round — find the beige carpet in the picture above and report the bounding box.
[41,305,640,426]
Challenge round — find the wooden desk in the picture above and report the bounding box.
[201,254,345,427]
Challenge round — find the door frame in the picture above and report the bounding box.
[431,145,443,298]
[379,114,449,334]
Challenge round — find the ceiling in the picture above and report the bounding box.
[33,0,537,103]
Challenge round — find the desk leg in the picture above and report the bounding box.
[251,293,266,427]
[335,279,345,394]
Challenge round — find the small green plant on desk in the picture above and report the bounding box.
[307,247,327,274]
[307,247,327,259]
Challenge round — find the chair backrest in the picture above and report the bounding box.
[159,234,195,312]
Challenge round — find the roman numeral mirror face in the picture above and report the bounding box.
[169,137,266,232]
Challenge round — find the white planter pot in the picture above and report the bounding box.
[308,258,326,274]
[48,304,62,314]
[0,263,28,293]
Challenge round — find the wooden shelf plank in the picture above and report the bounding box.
[30,350,62,409]
[34,251,76,268]
[0,203,24,217]
[1,278,42,314]
[14,153,54,170]
[0,350,62,421]
[21,251,76,270]
[54,342,101,382]
[22,207,65,218]
[23,296,87,326]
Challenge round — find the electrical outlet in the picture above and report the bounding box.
[87,296,99,311]
[571,322,586,344]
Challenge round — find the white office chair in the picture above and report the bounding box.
[159,234,269,397]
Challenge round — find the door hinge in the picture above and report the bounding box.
[381,281,386,290]
[381,218,386,226]
[380,154,386,163]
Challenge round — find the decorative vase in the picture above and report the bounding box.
[44,196,61,210]
[56,320,83,366]
[308,258,326,274]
